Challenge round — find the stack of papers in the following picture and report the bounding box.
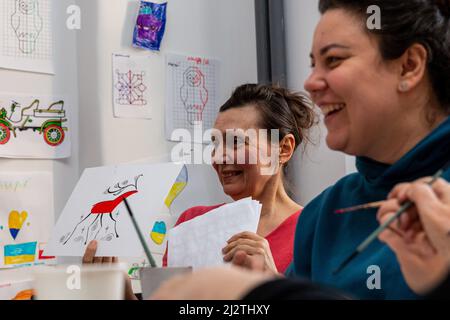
[168,198,261,269]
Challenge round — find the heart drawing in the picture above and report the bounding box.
[9,210,28,240]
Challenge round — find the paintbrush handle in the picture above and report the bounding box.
[334,163,448,274]
[336,201,386,213]
[123,199,157,268]
[357,168,444,253]
[356,202,413,252]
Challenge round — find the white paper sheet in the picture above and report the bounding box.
[45,163,183,257]
[0,171,55,268]
[0,94,71,159]
[165,53,220,143]
[112,53,160,119]
[168,198,261,269]
[0,0,54,74]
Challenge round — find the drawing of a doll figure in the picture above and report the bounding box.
[11,0,43,54]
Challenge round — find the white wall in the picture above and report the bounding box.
[77,0,258,169]
[0,0,79,282]
[284,0,347,205]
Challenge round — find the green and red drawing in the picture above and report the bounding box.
[0,99,68,147]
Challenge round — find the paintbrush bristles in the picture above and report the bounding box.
[334,201,386,214]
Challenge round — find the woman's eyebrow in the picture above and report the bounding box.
[310,43,351,58]
[319,43,350,56]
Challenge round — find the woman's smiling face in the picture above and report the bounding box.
[304,9,403,159]
[211,105,276,200]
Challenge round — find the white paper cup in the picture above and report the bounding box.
[33,264,126,300]
[140,267,192,299]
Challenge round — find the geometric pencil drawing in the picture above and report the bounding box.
[180,66,209,125]
[11,0,43,54]
[60,174,143,246]
[114,70,148,106]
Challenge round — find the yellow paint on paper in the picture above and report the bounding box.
[164,182,187,208]
[4,254,35,265]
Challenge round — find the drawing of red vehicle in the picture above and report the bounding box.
[0,99,68,147]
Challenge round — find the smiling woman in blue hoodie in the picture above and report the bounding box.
[292,0,450,299]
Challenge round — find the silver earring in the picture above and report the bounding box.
[399,81,409,92]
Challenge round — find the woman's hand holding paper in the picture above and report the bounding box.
[222,231,279,275]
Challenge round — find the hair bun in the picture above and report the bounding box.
[434,0,450,18]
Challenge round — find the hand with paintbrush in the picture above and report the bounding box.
[376,178,450,295]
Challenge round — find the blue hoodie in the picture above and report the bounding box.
[290,116,450,299]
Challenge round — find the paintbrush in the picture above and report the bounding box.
[333,159,450,275]
[335,201,386,214]
[123,198,157,268]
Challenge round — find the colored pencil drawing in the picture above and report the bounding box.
[0,99,67,146]
[61,174,143,246]
[180,66,209,125]
[8,210,28,240]
[114,70,148,106]
[4,241,37,265]
[150,221,166,245]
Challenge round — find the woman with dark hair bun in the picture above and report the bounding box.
[83,83,317,300]
[160,83,317,274]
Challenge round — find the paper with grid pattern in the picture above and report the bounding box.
[167,198,261,269]
[165,53,220,143]
[0,0,54,74]
[112,53,156,119]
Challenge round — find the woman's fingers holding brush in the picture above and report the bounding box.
[376,199,416,234]
[403,179,450,260]
[377,200,405,239]
[378,201,448,295]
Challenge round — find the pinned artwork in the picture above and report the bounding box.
[165,53,220,143]
[45,163,184,257]
[0,0,54,74]
[0,171,55,268]
[112,53,161,119]
[0,94,71,159]
[133,1,167,51]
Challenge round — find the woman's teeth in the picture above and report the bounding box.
[222,171,241,178]
[321,103,346,116]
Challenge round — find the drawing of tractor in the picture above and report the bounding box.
[0,99,67,146]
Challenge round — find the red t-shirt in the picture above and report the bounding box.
[163,204,301,273]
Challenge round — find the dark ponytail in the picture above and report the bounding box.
[219,83,317,152]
